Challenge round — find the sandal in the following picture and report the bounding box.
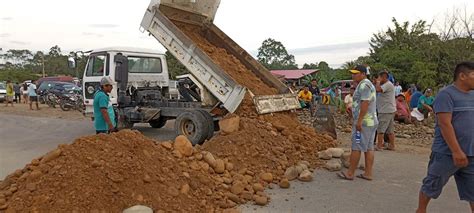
[337,172,354,180]
[356,174,373,181]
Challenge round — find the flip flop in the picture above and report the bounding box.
[337,172,354,180]
[356,174,373,181]
[375,147,384,151]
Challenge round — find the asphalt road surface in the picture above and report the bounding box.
[0,114,469,212]
[0,114,177,179]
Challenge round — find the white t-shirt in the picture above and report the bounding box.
[344,94,353,106]
[395,85,403,96]
[28,84,37,97]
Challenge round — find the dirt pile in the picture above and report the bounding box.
[0,130,257,212]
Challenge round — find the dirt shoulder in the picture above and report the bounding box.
[0,103,86,120]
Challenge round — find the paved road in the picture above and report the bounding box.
[0,114,177,179]
[242,151,469,213]
[1,114,469,212]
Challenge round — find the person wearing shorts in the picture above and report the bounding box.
[417,62,474,213]
[338,65,378,181]
[28,80,39,110]
[375,70,396,150]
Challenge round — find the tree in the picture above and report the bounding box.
[257,38,297,70]
[165,51,188,79]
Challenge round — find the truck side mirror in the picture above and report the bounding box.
[68,57,76,69]
[114,54,129,91]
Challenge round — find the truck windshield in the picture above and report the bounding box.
[85,54,106,77]
[128,56,162,73]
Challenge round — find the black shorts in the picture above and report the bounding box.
[29,96,38,102]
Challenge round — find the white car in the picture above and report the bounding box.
[0,82,6,102]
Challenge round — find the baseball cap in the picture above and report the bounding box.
[100,76,115,86]
[349,65,368,74]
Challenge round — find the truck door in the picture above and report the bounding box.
[82,53,109,116]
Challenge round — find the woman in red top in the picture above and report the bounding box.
[395,94,412,124]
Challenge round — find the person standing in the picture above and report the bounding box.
[309,79,320,105]
[5,80,14,107]
[93,76,118,134]
[344,87,355,118]
[375,70,397,150]
[21,83,29,104]
[416,62,474,213]
[28,80,39,110]
[394,82,403,96]
[13,82,21,104]
[338,65,378,180]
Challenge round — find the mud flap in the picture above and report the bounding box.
[312,105,337,139]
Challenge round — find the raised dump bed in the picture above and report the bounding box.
[140,0,300,114]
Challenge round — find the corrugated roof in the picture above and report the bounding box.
[270,69,318,80]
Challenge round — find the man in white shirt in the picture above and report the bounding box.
[28,80,39,110]
[394,82,403,96]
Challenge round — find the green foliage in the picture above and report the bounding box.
[0,70,39,82]
[257,38,298,70]
[362,16,474,89]
[165,51,189,79]
[301,61,351,88]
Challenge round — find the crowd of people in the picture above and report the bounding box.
[334,62,474,213]
[2,80,40,110]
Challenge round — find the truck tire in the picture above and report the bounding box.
[149,118,167,128]
[196,110,215,140]
[175,111,210,145]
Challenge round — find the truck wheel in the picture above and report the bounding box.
[149,118,167,128]
[175,111,210,145]
[196,110,215,140]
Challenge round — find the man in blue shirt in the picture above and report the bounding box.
[417,62,474,213]
[93,76,117,134]
[410,89,423,109]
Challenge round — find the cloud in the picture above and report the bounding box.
[0,33,10,38]
[1,17,13,21]
[82,32,104,38]
[89,24,119,28]
[9,41,30,45]
[289,42,369,55]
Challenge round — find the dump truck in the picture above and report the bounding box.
[78,0,302,145]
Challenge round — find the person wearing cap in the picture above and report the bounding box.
[417,88,435,119]
[395,94,412,124]
[93,76,117,134]
[417,61,474,213]
[337,65,378,181]
[375,70,397,150]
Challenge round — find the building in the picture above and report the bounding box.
[270,69,318,86]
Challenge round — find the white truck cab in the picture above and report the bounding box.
[81,47,169,117]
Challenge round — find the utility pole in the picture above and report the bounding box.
[41,54,45,77]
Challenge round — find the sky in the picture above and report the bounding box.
[0,0,472,68]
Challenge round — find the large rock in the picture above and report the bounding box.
[40,148,62,163]
[284,166,299,181]
[219,116,240,134]
[231,181,246,195]
[298,170,313,182]
[318,150,332,160]
[259,173,273,183]
[214,159,226,174]
[123,205,153,213]
[279,179,290,189]
[252,183,264,192]
[327,148,344,158]
[173,135,193,157]
[254,195,268,206]
[203,152,217,168]
[324,159,342,171]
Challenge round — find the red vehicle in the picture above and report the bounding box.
[36,76,74,86]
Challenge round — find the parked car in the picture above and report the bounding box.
[321,80,354,99]
[36,76,74,87]
[0,82,6,103]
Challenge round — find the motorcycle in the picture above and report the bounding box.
[59,90,84,112]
